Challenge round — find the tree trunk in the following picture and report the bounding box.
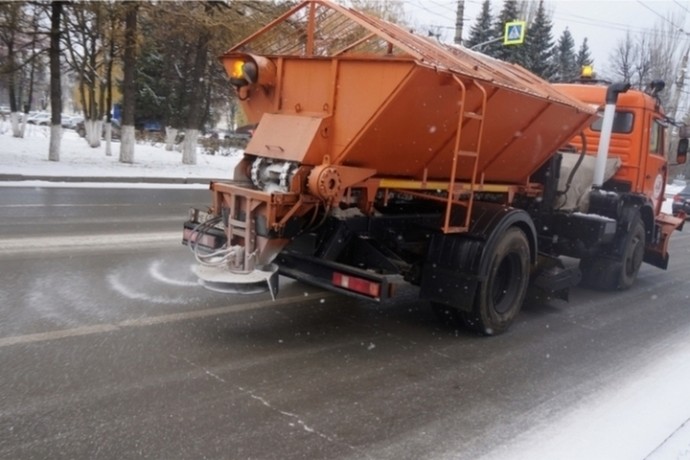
[105,15,116,157]
[86,119,101,147]
[104,122,112,156]
[119,3,138,164]
[10,112,22,137]
[165,126,179,151]
[182,129,200,164]
[49,2,63,162]
[182,32,210,165]
[7,38,23,138]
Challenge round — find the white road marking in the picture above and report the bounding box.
[0,293,334,348]
[0,231,181,255]
[0,181,211,190]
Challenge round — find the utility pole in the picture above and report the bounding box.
[454,0,465,45]
[669,45,688,124]
[668,44,689,177]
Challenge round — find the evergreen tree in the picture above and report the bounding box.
[490,0,526,65]
[577,37,593,69]
[553,27,578,82]
[524,0,555,79]
[465,0,493,50]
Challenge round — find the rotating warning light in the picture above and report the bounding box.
[581,65,594,79]
[222,53,276,89]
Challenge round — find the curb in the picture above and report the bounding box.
[0,174,217,184]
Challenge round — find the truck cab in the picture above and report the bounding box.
[554,82,670,215]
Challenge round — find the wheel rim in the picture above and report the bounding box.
[491,253,523,314]
[625,231,644,277]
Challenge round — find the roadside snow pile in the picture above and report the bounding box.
[0,122,242,180]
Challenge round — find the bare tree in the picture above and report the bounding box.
[609,32,635,83]
[119,3,137,164]
[607,10,687,107]
[48,1,63,162]
[0,3,47,137]
[63,3,105,147]
[102,5,119,156]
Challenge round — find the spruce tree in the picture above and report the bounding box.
[577,37,593,69]
[524,0,555,79]
[465,0,493,51]
[553,28,578,82]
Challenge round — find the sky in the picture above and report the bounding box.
[403,0,690,78]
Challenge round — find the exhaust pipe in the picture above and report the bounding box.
[593,82,631,187]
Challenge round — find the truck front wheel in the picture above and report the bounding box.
[619,217,645,289]
[463,227,531,335]
[580,215,645,290]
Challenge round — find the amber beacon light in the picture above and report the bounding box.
[222,53,276,89]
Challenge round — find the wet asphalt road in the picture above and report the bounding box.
[1,186,690,459]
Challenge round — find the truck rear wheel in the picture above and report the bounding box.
[463,227,530,336]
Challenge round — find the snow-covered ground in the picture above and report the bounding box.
[2,121,690,459]
[477,332,690,460]
[0,121,242,185]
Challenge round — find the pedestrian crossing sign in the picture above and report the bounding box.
[504,21,526,45]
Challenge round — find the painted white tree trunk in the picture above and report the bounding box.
[182,128,198,165]
[104,123,112,156]
[49,124,61,161]
[86,119,101,148]
[119,125,135,163]
[10,112,23,138]
[165,127,178,151]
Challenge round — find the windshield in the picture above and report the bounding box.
[590,111,634,134]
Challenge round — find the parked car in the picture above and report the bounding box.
[672,184,690,216]
[76,118,121,140]
[26,112,51,125]
[62,115,84,129]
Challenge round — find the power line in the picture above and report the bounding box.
[635,0,690,36]
[405,0,455,22]
[672,0,690,15]
[553,12,656,34]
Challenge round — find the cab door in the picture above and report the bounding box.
[642,115,668,215]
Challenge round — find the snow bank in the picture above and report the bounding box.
[0,122,242,180]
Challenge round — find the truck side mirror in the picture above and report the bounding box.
[677,138,688,165]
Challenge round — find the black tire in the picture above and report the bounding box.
[579,215,645,291]
[463,227,531,336]
[618,216,645,289]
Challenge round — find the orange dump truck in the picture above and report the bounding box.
[183,0,687,335]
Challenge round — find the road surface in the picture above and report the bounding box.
[1,186,689,459]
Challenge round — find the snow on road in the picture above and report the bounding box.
[477,328,690,460]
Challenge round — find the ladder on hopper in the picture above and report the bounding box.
[443,78,487,233]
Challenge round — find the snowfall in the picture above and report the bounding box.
[1,121,690,459]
